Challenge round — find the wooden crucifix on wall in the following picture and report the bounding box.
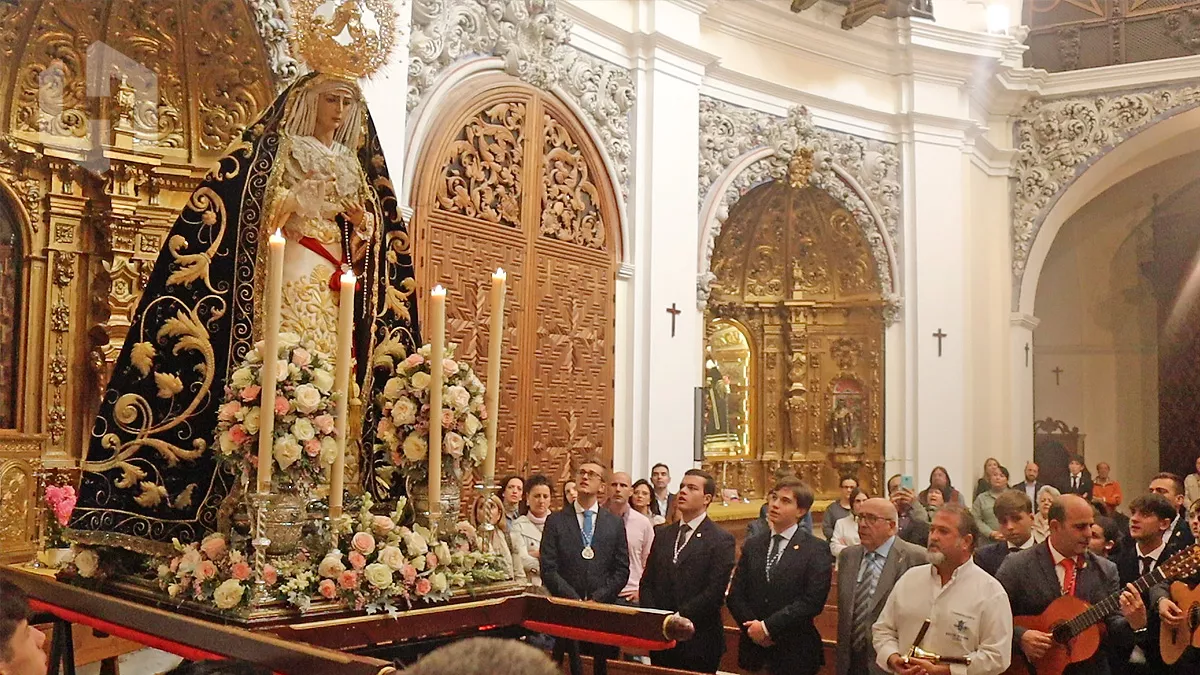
[667,303,682,338]
[932,328,947,357]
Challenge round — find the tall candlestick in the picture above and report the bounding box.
[428,285,447,512]
[257,229,286,493]
[483,268,506,486]
[330,269,356,517]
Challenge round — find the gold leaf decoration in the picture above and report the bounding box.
[172,483,197,510]
[154,372,184,399]
[134,481,168,508]
[130,341,156,377]
[114,462,148,489]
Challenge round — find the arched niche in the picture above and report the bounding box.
[411,76,622,496]
[705,175,885,500]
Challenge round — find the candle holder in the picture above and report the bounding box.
[248,492,276,607]
[472,482,499,554]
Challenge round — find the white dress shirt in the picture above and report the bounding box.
[574,499,600,532]
[1135,538,1167,573]
[830,515,861,558]
[1163,515,1182,548]
[873,559,1013,675]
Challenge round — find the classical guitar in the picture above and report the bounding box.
[1160,580,1200,665]
[1004,544,1200,675]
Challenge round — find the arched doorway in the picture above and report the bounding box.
[704,170,886,500]
[412,78,621,493]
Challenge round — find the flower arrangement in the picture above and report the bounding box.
[215,333,340,487]
[156,533,260,611]
[43,484,77,548]
[374,343,488,482]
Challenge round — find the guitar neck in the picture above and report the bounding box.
[1059,568,1165,641]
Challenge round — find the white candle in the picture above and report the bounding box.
[483,268,505,486]
[428,285,447,511]
[256,229,286,493]
[330,269,356,517]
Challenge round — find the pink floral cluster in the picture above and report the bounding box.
[157,533,279,612]
[44,484,77,527]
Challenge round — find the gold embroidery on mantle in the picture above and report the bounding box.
[280,264,339,357]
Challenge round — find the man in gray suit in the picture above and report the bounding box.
[835,497,926,675]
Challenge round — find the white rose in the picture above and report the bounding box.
[218,430,239,455]
[435,541,452,565]
[273,434,302,470]
[377,545,406,570]
[402,433,427,462]
[318,552,346,578]
[230,367,253,389]
[213,578,245,609]
[179,547,203,575]
[411,554,426,572]
[383,377,405,399]
[243,407,260,434]
[319,436,339,465]
[74,549,100,578]
[446,385,470,412]
[469,436,488,463]
[292,418,316,442]
[275,360,289,381]
[430,572,448,593]
[312,368,335,393]
[167,583,182,598]
[293,384,322,415]
[278,332,301,350]
[364,563,394,589]
[391,398,418,426]
[443,431,465,458]
[463,413,482,436]
[410,371,431,390]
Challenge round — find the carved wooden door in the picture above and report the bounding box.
[413,82,620,495]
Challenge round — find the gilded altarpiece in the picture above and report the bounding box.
[0,0,274,560]
[413,81,620,503]
[704,177,885,501]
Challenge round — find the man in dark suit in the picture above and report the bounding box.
[1149,472,1196,551]
[1113,494,1179,675]
[649,463,675,519]
[1151,498,1200,674]
[1064,455,1094,499]
[640,469,736,673]
[727,477,832,675]
[541,457,630,675]
[996,494,1148,675]
[976,489,1036,576]
[1016,461,1045,507]
[835,497,925,675]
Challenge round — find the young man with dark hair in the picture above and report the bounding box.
[649,463,674,519]
[976,489,1035,576]
[0,579,47,675]
[1113,493,1178,674]
[1065,456,1093,499]
[874,505,1013,675]
[1149,471,1196,549]
[727,478,832,675]
[640,469,735,673]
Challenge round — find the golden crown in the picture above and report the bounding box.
[289,0,395,81]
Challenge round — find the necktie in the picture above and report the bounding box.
[1072,476,1079,490]
[1059,557,1077,596]
[852,552,881,649]
[766,534,784,581]
[1009,546,1022,553]
[582,508,594,550]
[673,524,691,563]
[1140,556,1153,576]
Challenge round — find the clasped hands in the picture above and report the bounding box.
[742,620,773,647]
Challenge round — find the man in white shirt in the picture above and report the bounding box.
[606,471,655,604]
[873,505,1013,675]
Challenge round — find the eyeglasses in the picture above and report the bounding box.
[577,469,603,480]
[856,514,895,525]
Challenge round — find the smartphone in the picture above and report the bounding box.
[900,475,915,491]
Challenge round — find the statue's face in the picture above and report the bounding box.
[315,88,356,133]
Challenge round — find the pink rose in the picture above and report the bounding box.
[196,560,217,581]
[170,557,180,572]
[53,500,75,527]
[351,531,376,555]
[304,438,321,457]
[415,577,432,596]
[240,384,261,402]
[217,400,241,422]
[442,359,458,377]
[401,565,417,584]
[318,579,338,599]
[338,570,360,590]
[200,535,227,560]
[314,414,335,435]
[402,354,424,368]
[263,565,278,586]
[372,516,396,536]
[274,395,290,416]
[348,551,367,570]
[426,552,438,569]
[441,409,454,427]
[291,348,312,367]
[229,425,250,445]
[231,561,251,581]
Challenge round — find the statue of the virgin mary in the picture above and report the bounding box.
[68,1,416,554]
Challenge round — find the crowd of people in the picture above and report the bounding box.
[5,456,1200,675]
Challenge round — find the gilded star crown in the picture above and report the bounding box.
[290,0,395,81]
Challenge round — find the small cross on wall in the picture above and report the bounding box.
[932,328,947,357]
[1052,366,1064,386]
[666,303,682,338]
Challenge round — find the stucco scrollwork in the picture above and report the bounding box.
[1010,87,1200,292]
[246,0,303,89]
[408,0,633,199]
[697,97,902,319]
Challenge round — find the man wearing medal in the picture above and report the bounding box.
[541,457,631,675]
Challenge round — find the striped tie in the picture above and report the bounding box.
[852,552,881,650]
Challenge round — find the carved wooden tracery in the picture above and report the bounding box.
[414,81,620,497]
[705,179,885,500]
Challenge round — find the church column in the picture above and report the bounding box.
[1010,312,1039,464]
[625,9,712,479]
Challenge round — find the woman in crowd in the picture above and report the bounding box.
[918,466,964,516]
[1088,515,1121,558]
[1189,497,1200,541]
[1186,457,1200,506]
[1031,485,1062,544]
[499,475,525,529]
[973,457,1002,500]
[510,474,552,586]
[561,480,577,508]
[473,494,525,583]
[631,479,664,525]
[830,488,870,558]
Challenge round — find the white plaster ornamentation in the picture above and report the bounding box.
[246,0,303,89]
[697,96,902,321]
[407,0,634,198]
[1011,87,1200,293]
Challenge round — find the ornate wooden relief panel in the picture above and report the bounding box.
[706,179,885,500]
[1025,0,1200,72]
[0,432,43,563]
[415,81,620,499]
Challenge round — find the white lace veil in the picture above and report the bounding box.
[282,74,364,150]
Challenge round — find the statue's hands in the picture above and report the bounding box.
[343,204,365,227]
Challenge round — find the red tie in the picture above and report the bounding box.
[1059,557,1077,597]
